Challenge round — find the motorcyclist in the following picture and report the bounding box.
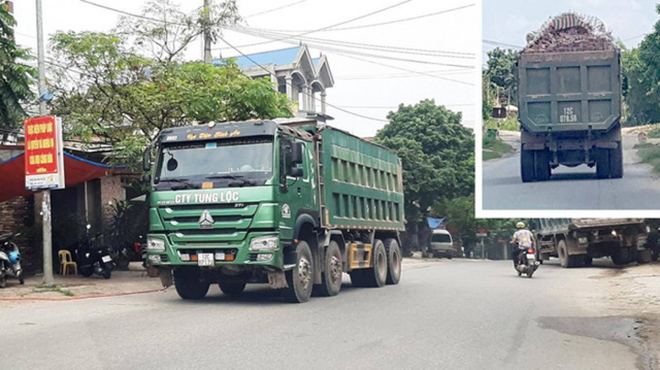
[510,222,536,267]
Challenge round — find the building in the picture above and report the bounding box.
[216,45,334,117]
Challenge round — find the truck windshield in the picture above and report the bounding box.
[431,234,451,243]
[154,139,273,189]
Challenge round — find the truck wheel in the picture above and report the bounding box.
[637,249,652,264]
[534,150,550,181]
[362,239,388,288]
[596,148,610,179]
[283,241,314,303]
[521,149,535,183]
[384,239,402,285]
[0,275,6,288]
[174,268,209,300]
[218,280,247,296]
[611,248,629,266]
[558,240,569,268]
[314,241,342,297]
[609,142,623,179]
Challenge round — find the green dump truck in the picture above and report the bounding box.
[518,13,622,182]
[144,120,405,303]
[530,219,648,268]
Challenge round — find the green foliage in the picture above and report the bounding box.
[483,116,519,131]
[106,200,149,249]
[622,6,660,125]
[484,48,519,106]
[375,100,474,223]
[0,3,37,129]
[482,136,512,161]
[48,31,291,167]
[647,126,660,138]
[636,143,660,174]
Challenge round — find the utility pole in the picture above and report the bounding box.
[36,0,54,285]
[203,0,212,64]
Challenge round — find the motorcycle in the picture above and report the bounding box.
[514,245,539,278]
[0,232,24,288]
[76,225,113,279]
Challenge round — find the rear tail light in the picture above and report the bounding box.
[527,248,535,254]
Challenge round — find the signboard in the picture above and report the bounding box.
[476,227,488,238]
[491,106,507,119]
[24,116,65,190]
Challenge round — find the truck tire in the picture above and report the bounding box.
[174,268,210,300]
[313,241,342,297]
[637,249,652,264]
[611,248,629,266]
[534,150,550,181]
[596,148,610,179]
[362,239,388,288]
[557,240,570,268]
[218,280,246,296]
[384,239,402,285]
[521,149,535,183]
[283,241,314,303]
[609,142,623,179]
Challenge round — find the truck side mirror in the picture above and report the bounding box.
[291,142,304,165]
[288,167,304,178]
[142,145,152,172]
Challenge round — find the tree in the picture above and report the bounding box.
[622,7,660,126]
[47,0,291,166]
[375,100,474,225]
[484,48,519,106]
[0,2,37,129]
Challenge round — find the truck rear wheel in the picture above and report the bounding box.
[218,280,246,296]
[283,241,314,303]
[609,142,623,179]
[174,268,210,300]
[362,239,388,288]
[384,239,402,285]
[521,148,535,183]
[611,248,629,266]
[557,240,581,268]
[596,148,610,179]
[314,241,342,297]
[534,150,550,181]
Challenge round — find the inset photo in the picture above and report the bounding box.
[480,2,660,213]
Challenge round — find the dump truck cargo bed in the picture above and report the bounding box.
[317,126,405,231]
[518,50,621,134]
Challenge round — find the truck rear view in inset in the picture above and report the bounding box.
[518,13,622,182]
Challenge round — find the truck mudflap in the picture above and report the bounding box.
[159,267,173,288]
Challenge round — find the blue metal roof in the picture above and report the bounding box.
[312,57,321,66]
[218,46,302,69]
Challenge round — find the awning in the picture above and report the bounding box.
[0,152,121,203]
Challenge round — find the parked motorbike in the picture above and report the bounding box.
[514,245,539,278]
[0,232,24,288]
[76,225,113,279]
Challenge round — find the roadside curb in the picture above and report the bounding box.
[0,287,169,302]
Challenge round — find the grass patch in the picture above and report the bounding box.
[483,136,512,161]
[484,116,520,131]
[34,284,75,297]
[647,127,660,139]
[636,143,660,174]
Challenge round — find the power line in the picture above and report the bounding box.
[79,0,183,25]
[218,36,389,123]
[244,0,311,19]
[623,33,647,42]
[255,3,475,33]
[229,27,474,69]
[482,39,523,49]
[222,26,474,59]
[336,69,471,80]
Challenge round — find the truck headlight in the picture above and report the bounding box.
[147,237,165,251]
[250,236,279,251]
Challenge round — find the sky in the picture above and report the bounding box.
[483,0,659,61]
[10,0,478,138]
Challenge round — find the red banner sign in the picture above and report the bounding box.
[24,116,65,190]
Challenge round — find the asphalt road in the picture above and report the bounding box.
[482,133,660,210]
[3,259,651,370]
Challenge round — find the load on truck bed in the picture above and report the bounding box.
[530,218,648,268]
[144,120,405,303]
[518,13,622,182]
